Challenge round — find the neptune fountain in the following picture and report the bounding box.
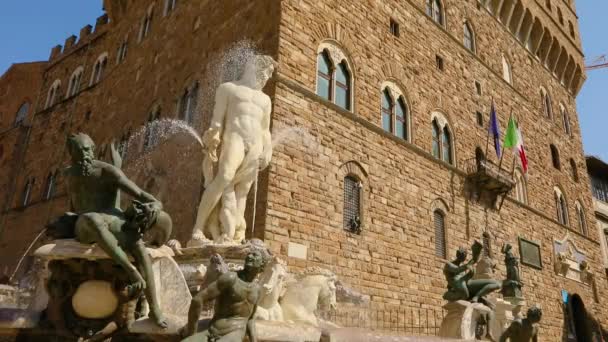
[0,49,544,342]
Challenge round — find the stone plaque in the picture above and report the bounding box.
[519,237,542,269]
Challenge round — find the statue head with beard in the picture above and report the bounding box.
[67,133,96,176]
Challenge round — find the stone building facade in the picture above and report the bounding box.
[0,0,605,340]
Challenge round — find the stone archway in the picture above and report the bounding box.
[569,294,592,342]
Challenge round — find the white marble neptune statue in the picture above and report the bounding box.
[189,55,277,246]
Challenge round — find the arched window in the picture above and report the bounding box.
[464,22,475,53]
[315,45,353,111]
[381,89,393,133]
[139,5,154,41]
[555,188,568,225]
[44,172,57,200]
[426,0,444,26]
[335,62,351,110]
[343,175,362,234]
[545,0,552,11]
[179,82,199,124]
[14,102,30,126]
[90,54,108,86]
[164,0,177,15]
[67,67,84,97]
[118,129,132,159]
[557,8,564,25]
[568,21,575,38]
[432,120,441,158]
[45,80,62,109]
[442,127,452,164]
[513,169,528,204]
[570,158,579,182]
[116,36,129,63]
[502,55,512,84]
[144,107,161,150]
[560,104,571,135]
[550,144,560,169]
[380,85,409,141]
[541,88,553,119]
[575,201,587,236]
[22,178,34,207]
[434,209,447,258]
[317,50,333,100]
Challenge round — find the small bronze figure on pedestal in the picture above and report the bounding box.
[180,249,268,342]
[499,306,542,342]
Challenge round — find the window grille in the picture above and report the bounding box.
[343,176,361,233]
[434,210,446,258]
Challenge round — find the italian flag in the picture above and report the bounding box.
[504,116,528,173]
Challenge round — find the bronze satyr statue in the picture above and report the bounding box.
[180,249,268,342]
[47,133,171,328]
[499,306,542,342]
[443,241,501,305]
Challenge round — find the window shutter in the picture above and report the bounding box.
[434,210,446,258]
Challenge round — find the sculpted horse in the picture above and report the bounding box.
[279,267,337,326]
[254,256,288,321]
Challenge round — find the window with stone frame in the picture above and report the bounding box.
[118,129,132,160]
[434,209,447,258]
[502,55,512,84]
[67,67,83,97]
[555,189,568,226]
[550,144,561,169]
[464,22,475,53]
[179,82,199,124]
[381,88,408,140]
[560,104,571,136]
[144,108,162,150]
[575,201,587,236]
[14,102,29,126]
[541,88,553,119]
[116,37,128,64]
[139,6,154,42]
[432,120,441,158]
[45,80,62,109]
[44,172,57,200]
[569,159,579,182]
[335,62,351,110]
[90,55,108,86]
[21,178,34,207]
[442,127,452,164]
[426,0,444,26]
[513,169,528,204]
[164,0,177,15]
[568,21,575,38]
[343,175,362,234]
[315,48,352,111]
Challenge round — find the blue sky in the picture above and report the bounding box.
[0,1,606,160]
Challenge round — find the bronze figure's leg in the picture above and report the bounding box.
[467,279,501,302]
[132,240,167,328]
[75,213,145,292]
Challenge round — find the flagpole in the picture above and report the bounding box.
[484,97,493,159]
[497,108,513,171]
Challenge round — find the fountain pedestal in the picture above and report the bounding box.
[438,300,493,340]
[28,239,191,339]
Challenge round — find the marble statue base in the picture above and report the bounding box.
[438,300,493,340]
